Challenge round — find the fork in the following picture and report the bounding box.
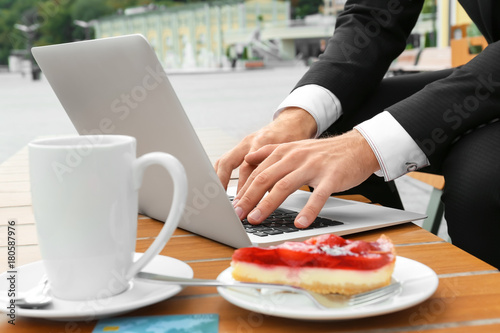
[137,272,402,309]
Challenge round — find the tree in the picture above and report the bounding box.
[106,0,150,11]
[294,0,323,19]
[36,1,74,46]
[71,0,113,22]
[422,0,436,14]
[70,0,114,40]
[0,0,38,64]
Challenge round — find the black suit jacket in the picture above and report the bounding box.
[296,0,500,170]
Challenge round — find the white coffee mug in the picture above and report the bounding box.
[29,135,187,301]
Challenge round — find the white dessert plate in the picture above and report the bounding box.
[217,256,438,320]
[0,253,193,321]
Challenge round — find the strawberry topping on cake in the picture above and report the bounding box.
[231,234,396,295]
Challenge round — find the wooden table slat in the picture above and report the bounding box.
[0,206,35,225]
[1,144,499,332]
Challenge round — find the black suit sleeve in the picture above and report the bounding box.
[387,40,500,169]
[294,0,424,113]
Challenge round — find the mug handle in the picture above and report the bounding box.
[125,152,188,280]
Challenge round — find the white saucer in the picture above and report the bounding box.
[217,256,438,321]
[0,253,193,321]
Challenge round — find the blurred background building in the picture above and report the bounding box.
[91,0,482,71]
[95,0,293,69]
[1,0,485,74]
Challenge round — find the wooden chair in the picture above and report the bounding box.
[450,24,488,67]
[388,48,421,75]
[407,47,452,72]
[407,172,445,236]
[387,47,452,75]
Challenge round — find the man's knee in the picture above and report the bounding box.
[441,122,500,211]
[440,122,500,268]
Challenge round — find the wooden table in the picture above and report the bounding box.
[1,147,500,333]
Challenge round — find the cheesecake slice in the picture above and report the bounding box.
[231,234,396,295]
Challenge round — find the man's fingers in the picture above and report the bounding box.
[215,159,237,190]
[236,161,255,193]
[235,152,298,222]
[246,173,304,224]
[236,144,279,193]
[238,143,288,196]
[214,159,228,190]
[215,108,319,200]
[244,144,278,165]
[294,184,332,228]
[215,142,250,189]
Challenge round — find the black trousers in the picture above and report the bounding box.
[322,69,500,269]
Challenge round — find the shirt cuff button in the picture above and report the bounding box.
[406,162,418,172]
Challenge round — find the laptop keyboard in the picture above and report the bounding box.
[241,207,344,237]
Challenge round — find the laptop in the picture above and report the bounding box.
[31,34,426,248]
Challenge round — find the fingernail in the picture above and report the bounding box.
[232,198,239,207]
[248,208,262,222]
[234,206,244,219]
[296,216,309,228]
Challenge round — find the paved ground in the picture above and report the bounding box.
[0,66,447,238]
[0,67,309,163]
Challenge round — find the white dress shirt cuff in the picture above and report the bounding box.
[274,85,342,138]
[354,111,430,181]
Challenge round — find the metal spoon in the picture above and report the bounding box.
[14,275,52,309]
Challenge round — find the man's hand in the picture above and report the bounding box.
[214,107,317,191]
[232,130,380,228]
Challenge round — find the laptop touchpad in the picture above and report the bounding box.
[281,191,356,211]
